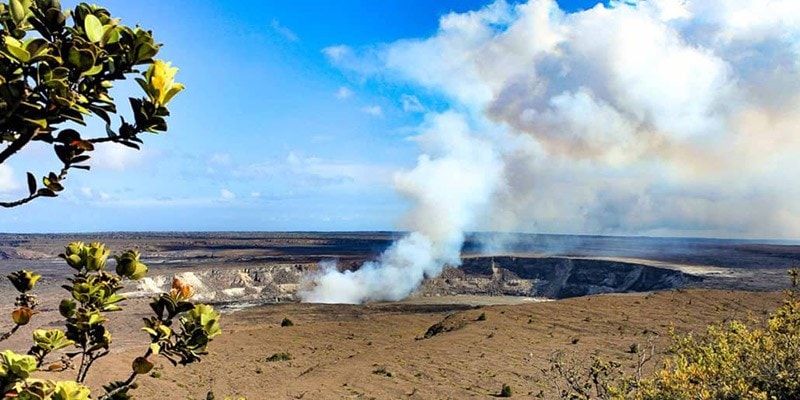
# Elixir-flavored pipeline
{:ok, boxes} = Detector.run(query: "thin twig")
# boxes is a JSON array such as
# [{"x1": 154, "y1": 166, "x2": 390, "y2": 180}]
[
  {"x1": 98, "y1": 371, "x2": 137, "y2": 400},
  {"x1": 0, "y1": 324, "x2": 21, "y2": 342},
  {"x1": 0, "y1": 128, "x2": 38, "y2": 164},
  {"x1": 0, "y1": 193, "x2": 41, "y2": 208}
]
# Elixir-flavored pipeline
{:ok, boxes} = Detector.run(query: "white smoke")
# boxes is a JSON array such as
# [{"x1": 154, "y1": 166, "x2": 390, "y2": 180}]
[
  {"x1": 304, "y1": 0, "x2": 800, "y2": 303},
  {"x1": 300, "y1": 113, "x2": 503, "y2": 303}
]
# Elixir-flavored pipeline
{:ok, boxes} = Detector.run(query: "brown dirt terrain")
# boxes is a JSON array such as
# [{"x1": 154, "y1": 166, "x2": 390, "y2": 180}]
[
  {"x1": 2, "y1": 288, "x2": 774, "y2": 400},
  {"x1": 0, "y1": 232, "x2": 794, "y2": 399}
]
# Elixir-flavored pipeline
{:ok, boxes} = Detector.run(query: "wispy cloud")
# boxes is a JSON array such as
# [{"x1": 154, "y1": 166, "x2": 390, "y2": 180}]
[
  {"x1": 335, "y1": 86, "x2": 353, "y2": 100},
  {"x1": 323, "y1": 44, "x2": 381, "y2": 75},
  {"x1": 91, "y1": 144, "x2": 146, "y2": 171},
  {"x1": 400, "y1": 94, "x2": 425, "y2": 112},
  {"x1": 234, "y1": 151, "x2": 395, "y2": 188},
  {"x1": 361, "y1": 105, "x2": 383, "y2": 117},
  {"x1": 271, "y1": 19, "x2": 299, "y2": 42},
  {"x1": 220, "y1": 188, "x2": 236, "y2": 200},
  {"x1": 322, "y1": 45, "x2": 351, "y2": 61}
]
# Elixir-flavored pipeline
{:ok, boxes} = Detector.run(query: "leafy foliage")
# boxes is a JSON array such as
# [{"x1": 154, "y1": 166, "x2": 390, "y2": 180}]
[
  {"x1": 0, "y1": 242, "x2": 220, "y2": 399},
  {"x1": 542, "y1": 269, "x2": 800, "y2": 400},
  {"x1": 0, "y1": 0, "x2": 183, "y2": 207},
  {"x1": 500, "y1": 383, "x2": 513, "y2": 397},
  {"x1": 636, "y1": 269, "x2": 800, "y2": 400}
]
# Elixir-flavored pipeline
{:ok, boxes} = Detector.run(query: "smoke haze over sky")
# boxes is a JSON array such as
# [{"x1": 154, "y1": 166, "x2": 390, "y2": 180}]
[
  {"x1": 301, "y1": 0, "x2": 800, "y2": 302},
  {"x1": 328, "y1": 0, "x2": 800, "y2": 240}
]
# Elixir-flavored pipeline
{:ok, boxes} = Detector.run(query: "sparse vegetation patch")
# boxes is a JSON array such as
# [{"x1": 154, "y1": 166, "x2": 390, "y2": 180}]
[{"x1": 265, "y1": 352, "x2": 292, "y2": 362}]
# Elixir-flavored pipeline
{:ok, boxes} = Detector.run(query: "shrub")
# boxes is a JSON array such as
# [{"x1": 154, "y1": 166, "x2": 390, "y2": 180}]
[
  {"x1": 541, "y1": 269, "x2": 800, "y2": 400},
  {"x1": 477, "y1": 312, "x2": 487, "y2": 321},
  {"x1": 0, "y1": 0, "x2": 183, "y2": 208},
  {"x1": 636, "y1": 269, "x2": 800, "y2": 399},
  {"x1": 500, "y1": 383, "x2": 513, "y2": 397},
  {"x1": 280, "y1": 317, "x2": 294, "y2": 327},
  {"x1": 265, "y1": 352, "x2": 292, "y2": 362},
  {"x1": 372, "y1": 366, "x2": 392, "y2": 377},
  {"x1": 0, "y1": 241, "x2": 220, "y2": 399}
]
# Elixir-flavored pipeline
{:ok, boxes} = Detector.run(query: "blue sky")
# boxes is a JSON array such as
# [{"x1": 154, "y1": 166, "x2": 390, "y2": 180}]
[
  {"x1": 0, "y1": 0, "x2": 601, "y2": 232},
  {"x1": 3, "y1": 0, "x2": 800, "y2": 240}
]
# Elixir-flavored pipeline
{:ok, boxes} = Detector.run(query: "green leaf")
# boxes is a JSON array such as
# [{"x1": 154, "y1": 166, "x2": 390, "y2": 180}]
[
  {"x1": 26, "y1": 172, "x2": 35, "y2": 195},
  {"x1": 82, "y1": 64, "x2": 103, "y2": 76},
  {"x1": 161, "y1": 83, "x2": 185, "y2": 106},
  {"x1": 22, "y1": 118, "x2": 47, "y2": 129},
  {"x1": 87, "y1": 312, "x2": 104, "y2": 325},
  {"x1": 52, "y1": 380, "x2": 91, "y2": 400},
  {"x1": 36, "y1": 188, "x2": 57, "y2": 197},
  {"x1": 23, "y1": 38, "x2": 49, "y2": 58},
  {"x1": 0, "y1": 350, "x2": 37, "y2": 379},
  {"x1": 9, "y1": 0, "x2": 25, "y2": 25},
  {"x1": 67, "y1": 47, "x2": 95, "y2": 71},
  {"x1": 59, "y1": 299, "x2": 76, "y2": 318},
  {"x1": 43, "y1": 176, "x2": 63, "y2": 192},
  {"x1": 84, "y1": 14, "x2": 103, "y2": 43},
  {"x1": 5, "y1": 42, "x2": 30, "y2": 63},
  {"x1": 102, "y1": 25, "x2": 120, "y2": 45},
  {"x1": 134, "y1": 42, "x2": 158, "y2": 63}
]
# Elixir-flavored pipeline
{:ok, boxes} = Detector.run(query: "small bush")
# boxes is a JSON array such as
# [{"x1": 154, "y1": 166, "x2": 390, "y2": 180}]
[
  {"x1": 265, "y1": 352, "x2": 292, "y2": 362},
  {"x1": 477, "y1": 312, "x2": 487, "y2": 321},
  {"x1": 500, "y1": 383, "x2": 513, "y2": 397},
  {"x1": 281, "y1": 317, "x2": 294, "y2": 327},
  {"x1": 541, "y1": 268, "x2": 800, "y2": 400},
  {"x1": 373, "y1": 366, "x2": 393, "y2": 377}
]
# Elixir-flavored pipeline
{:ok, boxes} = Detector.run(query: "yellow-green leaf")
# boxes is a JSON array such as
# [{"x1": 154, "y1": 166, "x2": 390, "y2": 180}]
[
  {"x1": 84, "y1": 14, "x2": 103, "y2": 43},
  {"x1": 9, "y1": 0, "x2": 25, "y2": 24},
  {"x1": 22, "y1": 118, "x2": 47, "y2": 129},
  {"x1": 5, "y1": 43, "x2": 30, "y2": 63}
]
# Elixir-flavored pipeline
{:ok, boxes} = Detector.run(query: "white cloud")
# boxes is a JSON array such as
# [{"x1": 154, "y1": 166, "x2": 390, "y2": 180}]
[
  {"x1": 270, "y1": 19, "x2": 299, "y2": 42},
  {"x1": 0, "y1": 165, "x2": 20, "y2": 193},
  {"x1": 234, "y1": 151, "x2": 395, "y2": 189},
  {"x1": 220, "y1": 189, "x2": 236, "y2": 200},
  {"x1": 332, "y1": 0, "x2": 800, "y2": 238},
  {"x1": 323, "y1": 45, "x2": 382, "y2": 76},
  {"x1": 91, "y1": 144, "x2": 145, "y2": 171},
  {"x1": 322, "y1": 45, "x2": 352, "y2": 62},
  {"x1": 209, "y1": 153, "x2": 231, "y2": 165},
  {"x1": 400, "y1": 94, "x2": 425, "y2": 112},
  {"x1": 335, "y1": 86, "x2": 354, "y2": 100},
  {"x1": 361, "y1": 105, "x2": 383, "y2": 117}
]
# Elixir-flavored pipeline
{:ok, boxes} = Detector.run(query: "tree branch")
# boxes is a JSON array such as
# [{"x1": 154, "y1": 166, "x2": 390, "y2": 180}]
[
  {"x1": 0, "y1": 324, "x2": 21, "y2": 342},
  {"x1": 0, "y1": 128, "x2": 38, "y2": 164},
  {"x1": 0, "y1": 193, "x2": 41, "y2": 208}
]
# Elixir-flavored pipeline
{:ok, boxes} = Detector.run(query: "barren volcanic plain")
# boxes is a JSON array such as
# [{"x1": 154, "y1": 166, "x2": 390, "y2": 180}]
[{"x1": 0, "y1": 232, "x2": 796, "y2": 399}]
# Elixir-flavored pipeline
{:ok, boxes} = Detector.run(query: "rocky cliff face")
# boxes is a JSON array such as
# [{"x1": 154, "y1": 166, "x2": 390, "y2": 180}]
[
  {"x1": 127, "y1": 256, "x2": 699, "y2": 304},
  {"x1": 420, "y1": 256, "x2": 699, "y2": 299}
]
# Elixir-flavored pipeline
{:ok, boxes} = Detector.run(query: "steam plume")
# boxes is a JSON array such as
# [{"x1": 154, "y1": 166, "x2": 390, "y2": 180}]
[
  {"x1": 300, "y1": 113, "x2": 502, "y2": 303},
  {"x1": 303, "y1": 0, "x2": 800, "y2": 303}
]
